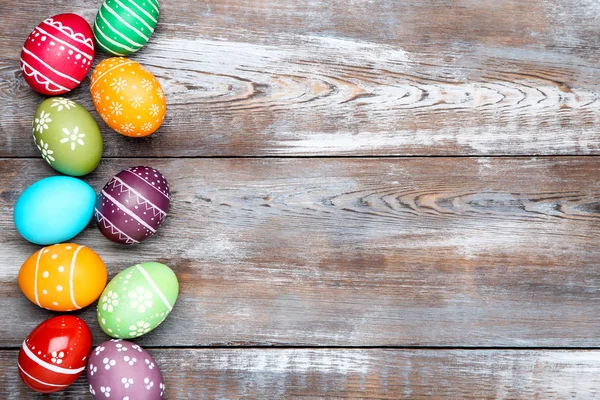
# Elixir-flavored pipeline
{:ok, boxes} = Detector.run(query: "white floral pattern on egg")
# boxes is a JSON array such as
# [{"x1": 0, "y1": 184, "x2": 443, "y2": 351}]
[
  {"x1": 87, "y1": 340, "x2": 165, "y2": 399},
  {"x1": 97, "y1": 262, "x2": 178, "y2": 339}
]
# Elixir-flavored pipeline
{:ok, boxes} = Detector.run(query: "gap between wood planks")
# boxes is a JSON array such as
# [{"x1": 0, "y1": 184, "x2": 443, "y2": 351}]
[
  {"x1": 3, "y1": 155, "x2": 600, "y2": 160},
  {"x1": 4, "y1": 345, "x2": 600, "y2": 350}
]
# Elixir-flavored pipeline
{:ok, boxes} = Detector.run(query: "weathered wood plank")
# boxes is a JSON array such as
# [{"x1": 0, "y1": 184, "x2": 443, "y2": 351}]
[
  {"x1": 1, "y1": 157, "x2": 600, "y2": 347},
  {"x1": 2, "y1": 349, "x2": 600, "y2": 399},
  {"x1": 2, "y1": 0, "x2": 600, "y2": 156}
]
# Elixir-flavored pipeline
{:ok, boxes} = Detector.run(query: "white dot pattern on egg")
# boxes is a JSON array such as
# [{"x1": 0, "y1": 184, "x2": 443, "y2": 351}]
[
  {"x1": 20, "y1": 13, "x2": 95, "y2": 95},
  {"x1": 18, "y1": 316, "x2": 92, "y2": 392}
]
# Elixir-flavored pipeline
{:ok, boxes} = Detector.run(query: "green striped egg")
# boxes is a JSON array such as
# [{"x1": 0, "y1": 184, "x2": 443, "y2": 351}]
[
  {"x1": 97, "y1": 262, "x2": 178, "y2": 339},
  {"x1": 93, "y1": 0, "x2": 159, "y2": 56}
]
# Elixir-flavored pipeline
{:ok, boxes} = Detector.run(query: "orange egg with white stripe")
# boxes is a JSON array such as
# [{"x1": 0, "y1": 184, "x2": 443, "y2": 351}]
[{"x1": 18, "y1": 244, "x2": 107, "y2": 312}]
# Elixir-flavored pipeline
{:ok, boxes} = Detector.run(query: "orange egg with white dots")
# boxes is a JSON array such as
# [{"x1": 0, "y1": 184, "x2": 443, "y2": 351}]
[
  {"x1": 90, "y1": 57, "x2": 166, "y2": 137},
  {"x1": 18, "y1": 244, "x2": 107, "y2": 312}
]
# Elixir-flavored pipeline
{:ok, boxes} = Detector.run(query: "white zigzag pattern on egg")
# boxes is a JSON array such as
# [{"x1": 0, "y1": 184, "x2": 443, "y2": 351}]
[
  {"x1": 44, "y1": 18, "x2": 94, "y2": 49},
  {"x1": 20, "y1": 60, "x2": 68, "y2": 92},
  {"x1": 106, "y1": 178, "x2": 167, "y2": 218},
  {"x1": 94, "y1": 208, "x2": 139, "y2": 244}
]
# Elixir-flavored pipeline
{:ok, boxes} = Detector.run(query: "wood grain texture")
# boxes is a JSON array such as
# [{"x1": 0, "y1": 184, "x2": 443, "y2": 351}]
[
  {"x1": 2, "y1": 157, "x2": 600, "y2": 347},
  {"x1": 2, "y1": 0, "x2": 600, "y2": 156},
  {"x1": 2, "y1": 349, "x2": 600, "y2": 399},
  {"x1": 3, "y1": 0, "x2": 600, "y2": 395}
]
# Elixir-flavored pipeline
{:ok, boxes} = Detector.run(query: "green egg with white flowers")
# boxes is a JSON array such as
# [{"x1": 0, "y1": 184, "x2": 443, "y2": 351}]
[
  {"x1": 33, "y1": 97, "x2": 103, "y2": 176},
  {"x1": 97, "y1": 262, "x2": 179, "y2": 339}
]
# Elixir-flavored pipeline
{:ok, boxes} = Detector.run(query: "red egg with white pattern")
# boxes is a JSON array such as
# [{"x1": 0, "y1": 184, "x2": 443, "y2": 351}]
[
  {"x1": 18, "y1": 315, "x2": 92, "y2": 393},
  {"x1": 20, "y1": 13, "x2": 95, "y2": 95}
]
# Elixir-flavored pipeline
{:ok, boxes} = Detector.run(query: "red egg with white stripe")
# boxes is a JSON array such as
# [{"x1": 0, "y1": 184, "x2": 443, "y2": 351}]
[
  {"x1": 18, "y1": 315, "x2": 92, "y2": 393},
  {"x1": 95, "y1": 166, "x2": 170, "y2": 245},
  {"x1": 20, "y1": 13, "x2": 95, "y2": 95}
]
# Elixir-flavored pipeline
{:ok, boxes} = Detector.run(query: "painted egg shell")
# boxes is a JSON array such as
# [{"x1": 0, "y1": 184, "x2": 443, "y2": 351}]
[
  {"x1": 90, "y1": 57, "x2": 166, "y2": 137},
  {"x1": 33, "y1": 97, "x2": 103, "y2": 176},
  {"x1": 14, "y1": 176, "x2": 96, "y2": 245},
  {"x1": 97, "y1": 262, "x2": 178, "y2": 339},
  {"x1": 94, "y1": 0, "x2": 160, "y2": 56},
  {"x1": 20, "y1": 13, "x2": 95, "y2": 95},
  {"x1": 87, "y1": 340, "x2": 165, "y2": 399},
  {"x1": 95, "y1": 166, "x2": 170, "y2": 245},
  {"x1": 18, "y1": 244, "x2": 107, "y2": 311},
  {"x1": 18, "y1": 315, "x2": 92, "y2": 393}
]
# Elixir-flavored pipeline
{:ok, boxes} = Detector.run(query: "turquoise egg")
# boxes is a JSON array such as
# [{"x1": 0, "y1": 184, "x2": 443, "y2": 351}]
[{"x1": 14, "y1": 176, "x2": 96, "y2": 245}]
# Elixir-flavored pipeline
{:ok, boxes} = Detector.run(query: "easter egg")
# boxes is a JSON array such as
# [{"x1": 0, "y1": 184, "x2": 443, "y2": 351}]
[
  {"x1": 33, "y1": 97, "x2": 103, "y2": 176},
  {"x1": 97, "y1": 262, "x2": 178, "y2": 339},
  {"x1": 20, "y1": 13, "x2": 95, "y2": 95},
  {"x1": 14, "y1": 176, "x2": 95, "y2": 245},
  {"x1": 18, "y1": 315, "x2": 92, "y2": 393},
  {"x1": 87, "y1": 340, "x2": 165, "y2": 399},
  {"x1": 95, "y1": 166, "x2": 170, "y2": 245},
  {"x1": 94, "y1": 0, "x2": 159, "y2": 56},
  {"x1": 18, "y1": 244, "x2": 107, "y2": 311},
  {"x1": 90, "y1": 57, "x2": 166, "y2": 137}
]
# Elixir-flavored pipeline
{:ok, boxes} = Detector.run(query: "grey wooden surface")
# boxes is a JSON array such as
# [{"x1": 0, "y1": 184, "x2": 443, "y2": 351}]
[
  {"x1": 2, "y1": 157, "x2": 600, "y2": 348},
  {"x1": 3, "y1": 350, "x2": 600, "y2": 399},
  {"x1": 2, "y1": 0, "x2": 600, "y2": 157},
  {"x1": 1, "y1": 0, "x2": 600, "y2": 398}
]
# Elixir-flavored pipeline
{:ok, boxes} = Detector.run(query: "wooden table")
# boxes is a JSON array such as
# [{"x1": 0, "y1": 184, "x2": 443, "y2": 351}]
[{"x1": 2, "y1": 0, "x2": 600, "y2": 398}]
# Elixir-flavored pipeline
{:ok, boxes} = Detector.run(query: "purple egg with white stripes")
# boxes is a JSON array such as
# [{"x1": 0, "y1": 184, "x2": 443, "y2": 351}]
[
  {"x1": 95, "y1": 166, "x2": 170, "y2": 244},
  {"x1": 87, "y1": 340, "x2": 165, "y2": 399}
]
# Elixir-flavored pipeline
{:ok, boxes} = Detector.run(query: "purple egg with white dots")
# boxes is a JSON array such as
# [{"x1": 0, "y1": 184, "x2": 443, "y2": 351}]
[
  {"x1": 87, "y1": 340, "x2": 165, "y2": 399},
  {"x1": 95, "y1": 166, "x2": 170, "y2": 245}
]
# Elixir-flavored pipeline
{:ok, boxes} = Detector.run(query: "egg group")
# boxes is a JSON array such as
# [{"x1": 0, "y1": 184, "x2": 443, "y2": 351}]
[
  {"x1": 18, "y1": 244, "x2": 107, "y2": 312},
  {"x1": 95, "y1": 166, "x2": 170, "y2": 244},
  {"x1": 87, "y1": 340, "x2": 165, "y2": 399},
  {"x1": 20, "y1": 13, "x2": 95, "y2": 95},
  {"x1": 94, "y1": 0, "x2": 160, "y2": 56},
  {"x1": 15, "y1": 1, "x2": 176, "y2": 396},
  {"x1": 90, "y1": 57, "x2": 166, "y2": 137},
  {"x1": 18, "y1": 315, "x2": 92, "y2": 393},
  {"x1": 97, "y1": 262, "x2": 178, "y2": 339},
  {"x1": 33, "y1": 97, "x2": 103, "y2": 176},
  {"x1": 14, "y1": 176, "x2": 96, "y2": 245}
]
